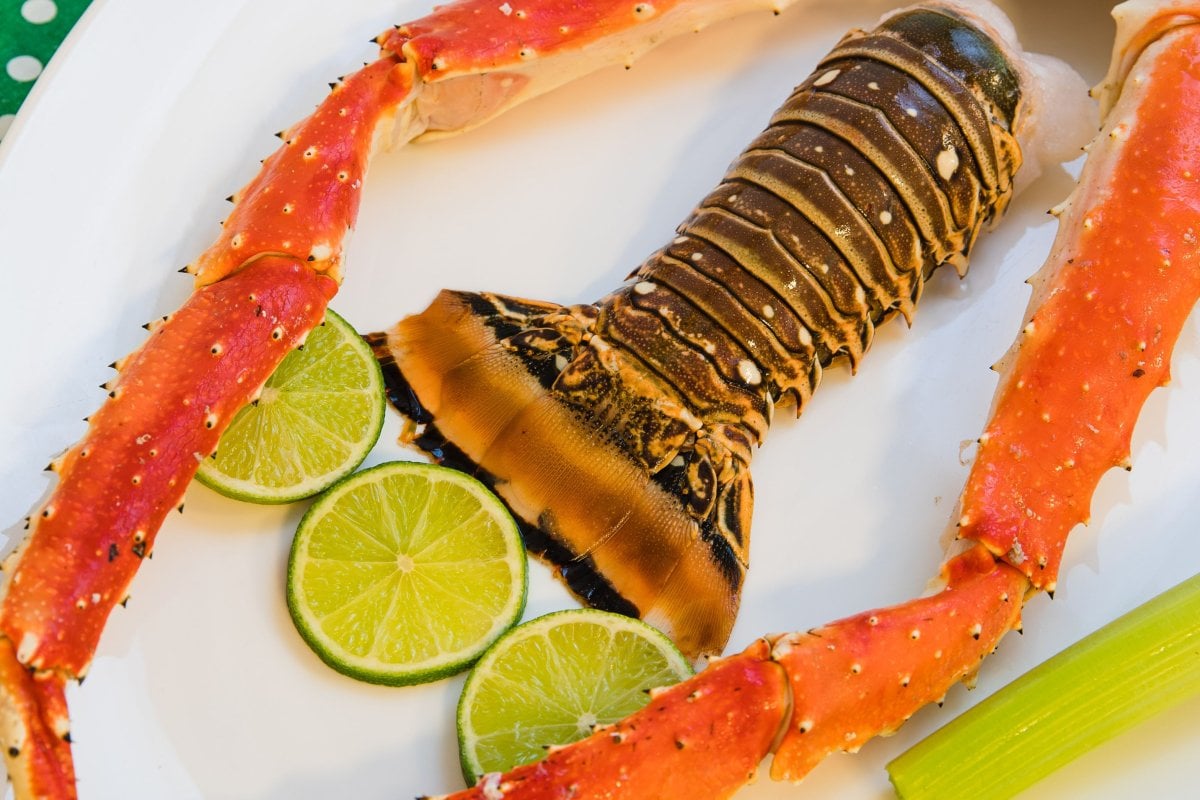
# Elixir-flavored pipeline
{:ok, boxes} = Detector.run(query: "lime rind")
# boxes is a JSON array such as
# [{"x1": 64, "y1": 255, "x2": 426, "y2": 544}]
[
  {"x1": 287, "y1": 461, "x2": 528, "y2": 686},
  {"x1": 456, "y1": 608, "x2": 693, "y2": 783},
  {"x1": 195, "y1": 308, "x2": 385, "y2": 504}
]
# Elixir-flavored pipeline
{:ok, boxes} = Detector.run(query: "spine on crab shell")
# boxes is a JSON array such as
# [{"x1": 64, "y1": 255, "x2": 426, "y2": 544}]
[{"x1": 0, "y1": 258, "x2": 337, "y2": 796}]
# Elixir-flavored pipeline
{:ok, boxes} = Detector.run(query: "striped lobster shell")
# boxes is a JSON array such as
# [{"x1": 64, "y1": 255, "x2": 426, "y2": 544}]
[{"x1": 372, "y1": 5, "x2": 1028, "y2": 659}]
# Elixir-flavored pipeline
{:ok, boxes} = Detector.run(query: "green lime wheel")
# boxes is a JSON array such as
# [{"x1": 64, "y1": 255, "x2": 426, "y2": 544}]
[
  {"x1": 457, "y1": 608, "x2": 694, "y2": 783},
  {"x1": 287, "y1": 461, "x2": 527, "y2": 686},
  {"x1": 196, "y1": 308, "x2": 385, "y2": 504}
]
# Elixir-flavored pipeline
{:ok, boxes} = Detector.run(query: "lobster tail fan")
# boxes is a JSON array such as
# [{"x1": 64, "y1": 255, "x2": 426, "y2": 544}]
[{"x1": 369, "y1": 289, "x2": 750, "y2": 659}]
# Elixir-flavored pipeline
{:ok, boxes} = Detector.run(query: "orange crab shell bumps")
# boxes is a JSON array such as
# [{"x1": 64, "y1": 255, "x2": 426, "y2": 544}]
[
  {"x1": 435, "y1": 640, "x2": 789, "y2": 800},
  {"x1": 0, "y1": 258, "x2": 335, "y2": 678},
  {"x1": 187, "y1": 59, "x2": 413, "y2": 287},
  {"x1": 383, "y1": 0, "x2": 772, "y2": 76},
  {"x1": 768, "y1": 546, "x2": 1027, "y2": 782},
  {"x1": 959, "y1": 10, "x2": 1200, "y2": 591}
]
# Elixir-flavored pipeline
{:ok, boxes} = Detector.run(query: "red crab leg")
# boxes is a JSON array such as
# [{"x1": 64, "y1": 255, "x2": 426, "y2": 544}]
[
  {"x1": 432, "y1": 547, "x2": 1023, "y2": 800},
  {"x1": 0, "y1": 257, "x2": 336, "y2": 798},
  {"x1": 766, "y1": 546, "x2": 1027, "y2": 780},
  {"x1": 430, "y1": 4, "x2": 1200, "y2": 798},
  {"x1": 0, "y1": 645, "x2": 73, "y2": 800},
  {"x1": 0, "y1": 1, "x2": 804, "y2": 795},
  {"x1": 959, "y1": 1, "x2": 1200, "y2": 589},
  {"x1": 0, "y1": 46, "x2": 405, "y2": 796},
  {"x1": 433, "y1": 640, "x2": 790, "y2": 800},
  {"x1": 190, "y1": 0, "x2": 789, "y2": 288}
]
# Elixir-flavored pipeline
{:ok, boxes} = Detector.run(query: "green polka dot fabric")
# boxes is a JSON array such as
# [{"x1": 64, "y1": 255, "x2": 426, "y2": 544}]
[{"x1": 1, "y1": 0, "x2": 92, "y2": 139}]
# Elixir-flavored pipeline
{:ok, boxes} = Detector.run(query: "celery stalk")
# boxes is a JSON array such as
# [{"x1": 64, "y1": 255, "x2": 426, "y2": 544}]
[{"x1": 887, "y1": 573, "x2": 1200, "y2": 799}]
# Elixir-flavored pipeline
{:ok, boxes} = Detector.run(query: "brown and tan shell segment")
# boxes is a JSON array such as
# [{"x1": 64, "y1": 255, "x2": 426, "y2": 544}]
[{"x1": 378, "y1": 291, "x2": 743, "y2": 658}]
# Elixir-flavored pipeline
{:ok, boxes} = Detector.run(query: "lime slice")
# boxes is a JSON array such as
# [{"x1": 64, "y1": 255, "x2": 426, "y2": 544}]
[
  {"x1": 457, "y1": 609, "x2": 694, "y2": 783},
  {"x1": 287, "y1": 461, "x2": 527, "y2": 686},
  {"x1": 196, "y1": 308, "x2": 384, "y2": 504}
]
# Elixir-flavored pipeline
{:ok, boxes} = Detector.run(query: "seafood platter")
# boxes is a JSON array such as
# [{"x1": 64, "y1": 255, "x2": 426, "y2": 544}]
[{"x1": 1, "y1": 0, "x2": 1199, "y2": 797}]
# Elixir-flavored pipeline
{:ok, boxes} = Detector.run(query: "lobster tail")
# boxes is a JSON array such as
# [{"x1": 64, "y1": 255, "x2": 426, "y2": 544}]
[
  {"x1": 374, "y1": 2, "x2": 1033, "y2": 660},
  {"x1": 371, "y1": 290, "x2": 750, "y2": 659}
]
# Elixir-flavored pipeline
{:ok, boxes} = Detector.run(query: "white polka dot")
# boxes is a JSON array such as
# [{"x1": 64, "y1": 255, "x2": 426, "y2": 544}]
[
  {"x1": 22, "y1": 0, "x2": 58, "y2": 24},
  {"x1": 7, "y1": 55, "x2": 44, "y2": 83},
  {"x1": 0, "y1": 114, "x2": 15, "y2": 138}
]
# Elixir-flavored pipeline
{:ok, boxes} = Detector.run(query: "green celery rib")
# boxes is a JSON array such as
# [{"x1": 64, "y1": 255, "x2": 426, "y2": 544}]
[{"x1": 887, "y1": 573, "x2": 1200, "y2": 799}]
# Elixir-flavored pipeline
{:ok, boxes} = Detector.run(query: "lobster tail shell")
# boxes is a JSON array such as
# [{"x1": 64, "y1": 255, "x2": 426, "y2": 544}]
[
  {"x1": 372, "y1": 290, "x2": 746, "y2": 659},
  {"x1": 375, "y1": 1, "x2": 1033, "y2": 660}
]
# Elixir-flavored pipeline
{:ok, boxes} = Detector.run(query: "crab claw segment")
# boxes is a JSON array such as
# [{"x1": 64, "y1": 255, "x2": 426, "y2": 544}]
[
  {"x1": 437, "y1": 640, "x2": 788, "y2": 800},
  {"x1": 0, "y1": 258, "x2": 335, "y2": 680},
  {"x1": 189, "y1": 58, "x2": 413, "y2": 286},
  {"x1": 960, "y1": 13, "x2": 1200, "y2": 589},
  {"x1": 1095, "y1": 0, "x2": 1200, "y2": 115},
  {"x1": 380, "y1": 0, "x2": 789, "y2": 137},
  {"x1": 768, "y1": 546, "x2": 1027, "y2": 782},
  {"x1": 0, "y1": 642, "x2": 74, "y2": 800},
  {"x1": 193, "y1": 0, "x2": 796, "y2": 288}
]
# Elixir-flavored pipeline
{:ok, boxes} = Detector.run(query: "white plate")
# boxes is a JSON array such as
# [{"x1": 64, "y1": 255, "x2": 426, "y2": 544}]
[{"x1": 1, "y1": 1, "x2": 1197, "y2": 798}]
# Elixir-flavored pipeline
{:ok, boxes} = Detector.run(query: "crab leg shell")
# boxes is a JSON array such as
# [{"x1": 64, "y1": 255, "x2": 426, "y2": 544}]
[
  {"x1": 1095, "y1": 0, "x2": 1200, "y2": 116},
  {"x1": 767, "y1": 546, "x2": 1027, "y2": 782},
  {"x1": 434, "y1": 546, "x2": 1026, "y2": 799},
  {"x1": 0, "y1": 644, "x2": 72, "y2": 800},
  {"x1": 187, "y1": 58, "x2": 413, "y2": 286},
  {"x1": 0, "y1": 258, "x2": 335, "y2": 794},
  {"x1": 191, "y1": 0, "x2": 793, "y2": 288},
  {"x1": 960, "y1": 10, "x2": 1200, "y2": 590},
  {"x1": 0, "y1": 258, "x2": 335, "y2": 676},
  {"x1": 376, "y1": 0, "x2": 792, "y2": 138},
  {"x1": 432, "y1": 639, "x2": 789, "y2": 800}
]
